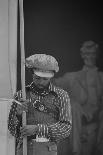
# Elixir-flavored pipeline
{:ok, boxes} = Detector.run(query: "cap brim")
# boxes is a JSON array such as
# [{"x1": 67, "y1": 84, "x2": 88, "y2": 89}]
[{"x1": 34, "y1": 71, "x2": 54, "y2": 78}]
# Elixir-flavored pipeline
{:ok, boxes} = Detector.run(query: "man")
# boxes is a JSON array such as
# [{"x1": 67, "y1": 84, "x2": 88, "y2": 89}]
[
  {"x1": 8, "y1": 54, "x2": 72, "y2": 155},
  {"x1": 54, "y1": 41, "x2": 103, "y2": 155}
]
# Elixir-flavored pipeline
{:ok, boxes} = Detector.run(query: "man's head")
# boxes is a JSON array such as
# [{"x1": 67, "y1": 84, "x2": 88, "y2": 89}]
[
  {"x1": 80, "y1": 40, "x2": 99, "y2": 67},
  {"x1": 25, "y1": 54, "x2": 59, "y2": 89}
]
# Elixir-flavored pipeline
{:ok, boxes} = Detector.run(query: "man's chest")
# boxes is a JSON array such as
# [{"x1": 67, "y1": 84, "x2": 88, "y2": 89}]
[{"x1": 26, "y1": 91, "x2": 60, "y2": 123}]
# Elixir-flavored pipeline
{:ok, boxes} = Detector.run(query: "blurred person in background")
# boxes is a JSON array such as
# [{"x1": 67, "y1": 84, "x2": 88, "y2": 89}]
[{"x1": 54, "y1": 40, "x2": 103, "y2": 155}]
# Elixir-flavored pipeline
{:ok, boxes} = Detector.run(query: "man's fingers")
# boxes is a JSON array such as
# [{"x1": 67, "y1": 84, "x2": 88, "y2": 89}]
[
  {"x1": 20, "y1": 126, "x2": 29, "y2": 137},
  {"x1": 19, "y1": 100, "x2": 29, "y2": 112},
  {"x1": 21, "y1": 131, "x2": 27, "y2": 137},
  {"x1": 22, "y1": 104, "x2": 28, "y2": 111}
]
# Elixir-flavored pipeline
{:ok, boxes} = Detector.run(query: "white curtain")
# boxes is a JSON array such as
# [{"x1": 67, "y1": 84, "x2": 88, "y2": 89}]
[{"x1": 0, "y1": 0, "x2": 18, "y2": 155}]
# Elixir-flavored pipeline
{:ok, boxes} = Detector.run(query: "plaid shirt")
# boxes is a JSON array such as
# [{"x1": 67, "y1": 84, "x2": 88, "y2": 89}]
[{"x1": 8, "y1": 82, "x2": 72, "y2": 143}]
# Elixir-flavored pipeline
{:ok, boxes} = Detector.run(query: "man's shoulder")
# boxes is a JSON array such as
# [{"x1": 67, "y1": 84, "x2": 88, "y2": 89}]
[{"x1": 53, "y1": 84, "x2": 70, "y2": 97}]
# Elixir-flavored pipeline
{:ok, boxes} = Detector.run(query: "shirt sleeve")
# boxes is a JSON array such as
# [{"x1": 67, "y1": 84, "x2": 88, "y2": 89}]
[
  {"x1": 37, "y1": 90, "x2": 72, "y2": 142},
  {"x1": 8, "y1": 91, "x2": 22, "y2": 138}
]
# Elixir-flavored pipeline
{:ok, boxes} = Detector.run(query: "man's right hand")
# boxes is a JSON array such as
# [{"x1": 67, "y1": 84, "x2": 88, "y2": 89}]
[{"x1": 16, "y1": 99, "x2": 29, "y2": 115}]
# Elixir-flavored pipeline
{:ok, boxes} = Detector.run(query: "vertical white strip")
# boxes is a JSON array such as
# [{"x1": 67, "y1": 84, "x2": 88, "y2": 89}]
[
  {"x1": 8, "y1": 0, "x2": 17, "y2": 96},
  {"x1": 8, "y1": 0, "x2": 18, "y2": 155},
  {"x1": 19, "y1": 0, "x2": 27, "y2": 155},
  {"x1": 19, "y1": 0, "x2": 26, "y2": 98},
  {"x1": 0, "y1": 0, "x2": 11, "y2": 98},
  {"x1": 0, "y1": 101, "x2": 8, "y2": 155},
  {"x1": 0, "y1": 0, "x2": 17, "y2": 154}
]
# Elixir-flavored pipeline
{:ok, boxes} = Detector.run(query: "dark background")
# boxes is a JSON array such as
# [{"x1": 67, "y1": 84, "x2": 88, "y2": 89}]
[{"x1": 18, "y1": 0, "x2": 103, "y2": 85}]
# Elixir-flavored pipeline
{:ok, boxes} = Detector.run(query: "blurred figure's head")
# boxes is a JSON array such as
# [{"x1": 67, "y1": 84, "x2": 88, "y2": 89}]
[{"x1": 80, "y1": 40, "x2": 99, "y2": 67}]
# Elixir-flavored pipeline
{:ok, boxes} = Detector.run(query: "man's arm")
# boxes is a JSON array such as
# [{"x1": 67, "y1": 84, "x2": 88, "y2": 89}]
[
  {"x1": 37, "y1": 90, "x2": 72, "y2": 142},
  {"x1": 8, "y1": 91, "x2": 24, "y2": 137},
  {"x1": 8, "y1": 101, "x2": 21, "y2": 137}
]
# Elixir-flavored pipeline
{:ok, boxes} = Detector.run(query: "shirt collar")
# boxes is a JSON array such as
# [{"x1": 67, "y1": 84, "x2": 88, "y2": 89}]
[{"x1": 29, "y1": 82, "x2": 57, "y2": 96}]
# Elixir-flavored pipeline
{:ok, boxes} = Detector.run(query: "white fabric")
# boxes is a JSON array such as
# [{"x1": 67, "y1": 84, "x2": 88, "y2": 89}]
[
  {"x1": 34, "y1": 135, "x2": 49, "y2": 142},
  {"x1": 0, "y1": 100, "x2": 15, "y2": 155},
  {"x1": 0, "y1": 0, "x2": 18, "y2": 155},
  {"x1": 0, "y1": 0, "x2": 11, "y2": 98},
  {"x1": 8, "y1": 0, "x2": 17, "y2": 95},
  {"x1": 34, "y1": 70, "x2": 54, "y2": 78}
]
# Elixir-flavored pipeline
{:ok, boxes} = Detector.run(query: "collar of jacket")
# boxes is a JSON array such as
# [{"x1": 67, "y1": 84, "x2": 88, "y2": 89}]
[{"x1": 27, "y1": 82, "x2": 57, "y2": 97}]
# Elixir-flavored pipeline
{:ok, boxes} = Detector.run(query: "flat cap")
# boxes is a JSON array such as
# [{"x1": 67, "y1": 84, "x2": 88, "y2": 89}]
[
  {"x1": 25, "y1": 54, "x2": 59, "y2": 78},
  {"x1": 80, "y1": 40, "x2": 98, "y2": 53}
]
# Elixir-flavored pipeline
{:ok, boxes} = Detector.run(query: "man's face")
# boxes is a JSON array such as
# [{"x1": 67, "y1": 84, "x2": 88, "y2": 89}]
[
  {"x1": 32, "y1": 73, "x2": 51, "y2": 89},
  {"x1": 81, "y1": 52, "x2": 97, "y2": 67}
]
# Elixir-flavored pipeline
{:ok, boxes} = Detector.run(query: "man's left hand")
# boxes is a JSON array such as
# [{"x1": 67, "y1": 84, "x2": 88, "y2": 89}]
[{"x1": 20, "y1": 125, "x2": 37, "y2": 137}]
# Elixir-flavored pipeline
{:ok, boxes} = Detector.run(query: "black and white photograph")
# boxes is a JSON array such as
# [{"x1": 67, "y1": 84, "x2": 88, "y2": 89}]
[{"x1": 0, "y1": 0, "x2": 103, "y2": 155}]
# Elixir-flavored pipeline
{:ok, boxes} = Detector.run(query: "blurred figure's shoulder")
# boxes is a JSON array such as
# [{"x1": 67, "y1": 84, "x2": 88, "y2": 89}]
[
  {"x1": 53, "y1": 71, "x2": 82, "y2": 92},
  {"x1": 63, "y1": 71, "x2": 81, "y2": 79}
]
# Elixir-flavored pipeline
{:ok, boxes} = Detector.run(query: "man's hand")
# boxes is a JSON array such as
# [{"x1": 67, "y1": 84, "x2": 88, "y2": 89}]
[
  {"x1": 20, "y1": 125, "x2": 38, "y2": 137},
  {"x1": 16, "y1": 99, "x2": 29, "y2": 115}
]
